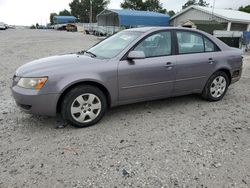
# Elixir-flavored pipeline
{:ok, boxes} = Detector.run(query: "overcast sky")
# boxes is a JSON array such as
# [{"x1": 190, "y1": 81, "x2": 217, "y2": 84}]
[{"x1": 0, "y1": 0, "x2": 249, "y2": 25}]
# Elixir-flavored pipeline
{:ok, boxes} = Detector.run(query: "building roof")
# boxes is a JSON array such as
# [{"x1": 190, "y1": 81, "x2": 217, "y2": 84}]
[
  {"x1": 171, "y1": 5, "x2": 250, "y2": 23},
  {"x1": 98, "y1": 9, "x2": 170, "y2": 26},
  {"x1": 53, "y1": 16, "x2": 77, "y2": 24},
  {"x1": 54, "y1": 16, "x2": 76, "y2": 20},
  {"x1": 109, "y1": 9, "x2": 169, "y2": 18},
  {"x1": 189, "y1": 20, "x2": 222, "y2": 24}
]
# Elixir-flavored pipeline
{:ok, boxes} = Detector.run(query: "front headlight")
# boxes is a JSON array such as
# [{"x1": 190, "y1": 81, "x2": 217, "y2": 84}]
[{"x1": 17, "y1": 77, "x2": 48, "y2": 89}]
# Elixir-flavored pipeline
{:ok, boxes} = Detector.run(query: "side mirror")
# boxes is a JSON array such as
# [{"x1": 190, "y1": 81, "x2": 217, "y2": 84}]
[{"x1": 127, "y1": 51, "x2": 145, "y2": 60}]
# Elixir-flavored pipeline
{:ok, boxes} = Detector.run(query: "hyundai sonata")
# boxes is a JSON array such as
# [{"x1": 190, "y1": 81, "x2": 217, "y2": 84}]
[{"x1": 12, "y1": 27, "x2": 243, "y2": 127}]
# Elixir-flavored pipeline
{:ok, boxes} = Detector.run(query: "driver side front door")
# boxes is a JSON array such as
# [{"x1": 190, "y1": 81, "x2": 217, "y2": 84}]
[{"x1": 118, "y1": 30, "x2": 176, "y2": 104}]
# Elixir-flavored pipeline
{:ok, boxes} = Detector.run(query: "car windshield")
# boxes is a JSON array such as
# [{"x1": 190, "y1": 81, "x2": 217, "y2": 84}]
[{"x1": 87, "y1": 31, "x2": 142, "y2": 59}]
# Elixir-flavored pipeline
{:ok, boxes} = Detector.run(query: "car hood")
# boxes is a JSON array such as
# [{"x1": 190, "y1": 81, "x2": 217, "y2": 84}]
[{"x1": 15, "y1": 53, "x2": 106, "y2": 77}]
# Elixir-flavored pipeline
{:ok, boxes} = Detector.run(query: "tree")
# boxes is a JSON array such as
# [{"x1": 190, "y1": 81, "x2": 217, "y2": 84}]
[
  {"x1": 69, "y1": 0, "x2": 82, "y2": 21},
  {"x1": 91, "y1": 0, "x2": 110, "y2": 22},
  {"x1": 121, "y1": 0, "x2": 144, "y2": 10},
  {"x1": 144, "y1": 0, "x2": 166, "y2": 13},
  {"x1": 121, "y1": 0, "x2": 166, "y2": 13},
  {"x1": 50, "y1": 13, "x2": 58, "y2": 25},
  {"x1": 59, "y1": 9, "x2": 71, "y2": 16},
  {"x1": 197, "y1": 0, "x2": 209, "y2": 7},
  {"x1": 30, "y1": 25, "x2": 36, "y2": 29},
  {"x1": 69, "y1": 0, "x2": 110, "y2": 23},
  {"x1": 182, "y1": 0, "x2": 209, "y2": 9},
  {"x1": 167, "y1": 10, "x2": 175, "y2": 17},
  {"x1": 239, "y1": 5, "x2": 250, "y2": 13},
  {"x1": 182, "y1": 0, "x2": 196, "y2": 9}
]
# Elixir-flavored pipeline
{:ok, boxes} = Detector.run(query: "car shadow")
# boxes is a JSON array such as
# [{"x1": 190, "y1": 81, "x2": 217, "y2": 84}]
[
  {"x1": 24, "y1": 94, "x2": 205, "y2": 130},
  {"x1": 107, "y1": 94, "x2": 204, "y2": 115},
  {"x1": 100, "y1": 94, "x2": 208, "y2": 128}
]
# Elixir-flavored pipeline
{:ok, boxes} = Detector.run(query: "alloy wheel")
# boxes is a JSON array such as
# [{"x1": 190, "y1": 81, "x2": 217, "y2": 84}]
[
  {"x1": 210, "y1": 76, "x2": 227, "y2": 98},
  {"x1": 70, "y1": 93, "x2": 102, "y2": 123}
]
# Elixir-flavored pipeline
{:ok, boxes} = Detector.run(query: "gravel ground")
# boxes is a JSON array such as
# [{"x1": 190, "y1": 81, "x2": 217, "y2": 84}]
[{"x1": 0, "y1": 29, "x2": 250, "y2": 188}]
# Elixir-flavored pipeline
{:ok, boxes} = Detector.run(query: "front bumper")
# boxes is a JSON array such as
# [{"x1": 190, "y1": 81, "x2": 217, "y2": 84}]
[{"x1": 11, "y1": 85, "x2": 60, "y2": 116}]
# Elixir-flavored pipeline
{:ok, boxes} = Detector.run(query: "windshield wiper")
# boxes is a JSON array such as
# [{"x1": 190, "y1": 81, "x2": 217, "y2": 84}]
[{"x1": 78, "y1": 50, "x2": 96, "y2": 57}]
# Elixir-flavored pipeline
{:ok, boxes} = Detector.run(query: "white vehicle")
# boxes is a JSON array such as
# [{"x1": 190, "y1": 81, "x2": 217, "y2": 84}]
[{"x1": 0, "y1": 22, "x2": 7, "y2": 30}]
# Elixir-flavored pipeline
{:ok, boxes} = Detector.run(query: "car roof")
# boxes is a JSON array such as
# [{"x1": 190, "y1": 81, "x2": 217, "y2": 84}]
[
  {"x1": 123, "y1": 27, "x2": 157, "y2": 32},
  {"x1": 125, "y1": 26, "x2": 204, "y2": 33}
]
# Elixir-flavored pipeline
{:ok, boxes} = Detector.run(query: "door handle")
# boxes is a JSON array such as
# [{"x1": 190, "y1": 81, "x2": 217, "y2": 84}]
[
  {"x1": 164, "y1": 62, "x2": 172, "y2": 67},
  {"x1": 208, "y1": 58, "x2": 215, "y2": 64},
  {"x1": 164, "y1": 62, "x2": 173, "y2": 70}
]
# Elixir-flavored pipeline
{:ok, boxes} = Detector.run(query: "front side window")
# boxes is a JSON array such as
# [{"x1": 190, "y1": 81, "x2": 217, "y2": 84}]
[
  {"x1": 88, "y1": 31, "x2": 141, "y2": 59},
  {"x1": 134, "y1": 31, "x2": 172, "y2": 58},
  {"x1": 177, "y1": 31, "x2": 204, "y2": 54}
]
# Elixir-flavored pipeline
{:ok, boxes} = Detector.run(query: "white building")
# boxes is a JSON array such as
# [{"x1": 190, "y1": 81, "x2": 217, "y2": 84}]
[{"x1": 170, "y1": 5, "x2": 250, "y2": 32}]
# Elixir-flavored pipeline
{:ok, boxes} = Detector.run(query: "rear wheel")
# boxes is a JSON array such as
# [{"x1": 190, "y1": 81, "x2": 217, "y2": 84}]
[
  {"x1": 202, "y1": 71, "x2": 230, "y2": 101},
  {"x1": 61, "y1": 85, "x2": 107, "y2": 128}
]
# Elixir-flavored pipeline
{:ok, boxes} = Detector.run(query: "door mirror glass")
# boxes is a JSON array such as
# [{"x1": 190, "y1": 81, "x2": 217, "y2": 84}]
[{"x1": 127, "y1": 51, "x2": 146, "y2": 59}]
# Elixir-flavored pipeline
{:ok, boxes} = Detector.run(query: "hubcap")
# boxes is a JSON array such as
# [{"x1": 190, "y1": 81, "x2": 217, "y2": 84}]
[
  {"x1": 210, "y1": 76, "x2": 227, "y2": 98},
  {"x1": 70, "y1": 93, "x2": 101, "y2": 123}
]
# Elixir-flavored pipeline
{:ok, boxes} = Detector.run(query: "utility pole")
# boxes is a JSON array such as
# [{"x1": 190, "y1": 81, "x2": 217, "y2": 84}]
[
  {"x1": 212, "y1": 0, "x2": 216, "y2": 20},
  {"x1": 90, "y1": 0, "x2": 93, "y2": 24}
]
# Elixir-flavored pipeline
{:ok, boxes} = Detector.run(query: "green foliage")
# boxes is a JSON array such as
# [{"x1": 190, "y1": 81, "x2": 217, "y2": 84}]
[
  {"x1": 145, "y1": 0, "x2": 166, "y2": 13},
  {"x1": 120, "y1": 0, "x2": 166, "y2": 13},
  {"x1": 121, "y1": 0, "x2": 144, "y2": 10},
  {"x1": 182, "y1": 0, "x2": 195, "y2": 9},
  {"x1": 239, "y1": 5, "x2": 250, "y2": 13},
  {"x1": 69, "y1": 0, "x2": 110, "y2": 23},
  {"x1": 167, "y1": 10, "x2": 175, "y2": 17},
  {"x1": 50, "y1": 13, "x2": 58, "y2": 25},
  {"x1": 197, "y1": 0, "x2": 209, "y2": 7},
  {"x1": 90, "y1": 0, "x2": 110, "y2": 22},
  {"x1": 69, "y1": 0, "x2": 82, "y2": 21},
  {"x1": 59, "y1": 9, "x2": 71, "y2": 16},
  {"x1": 182, "y1": 0, "x2": 209, "y2": 9},
  {"x1": 30, "y1": 25, "x2": 36, "y2": 29}
]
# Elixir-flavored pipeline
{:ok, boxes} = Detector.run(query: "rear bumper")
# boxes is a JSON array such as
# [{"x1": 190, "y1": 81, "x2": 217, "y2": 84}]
[
  {"x1": 11, "y1": 86, "x2": 59, "y2": 116},
  {"x1": 231, "y1": 68, "x2": 242, "y2": 84}
]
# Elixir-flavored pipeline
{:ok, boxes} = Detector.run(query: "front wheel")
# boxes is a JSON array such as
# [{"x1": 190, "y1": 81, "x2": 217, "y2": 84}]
[
  {"x1": 202, "y1": 71, "x2": 230, "y2": 101},
  {"x1": 61, "y1": 85, "x2": 107, "y2": 128}
]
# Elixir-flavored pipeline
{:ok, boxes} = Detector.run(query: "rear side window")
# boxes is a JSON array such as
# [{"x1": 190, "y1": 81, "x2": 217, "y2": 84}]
[
  {"x1": 176, "y1": 31, "x2": 204, "y2": 54},
  {"x1": 176, "y1": 31, "x2": 219, "y2": 54}
]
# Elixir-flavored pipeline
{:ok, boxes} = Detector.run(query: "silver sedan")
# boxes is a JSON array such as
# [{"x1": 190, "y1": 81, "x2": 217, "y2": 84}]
[{"x1": 12, "y1": 27, "x2": 243, "y2": 127}]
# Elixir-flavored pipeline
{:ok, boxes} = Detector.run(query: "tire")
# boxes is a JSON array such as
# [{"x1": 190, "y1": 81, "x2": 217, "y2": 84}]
[
  {"x1": 202, "y1": 71, "x2": 230, "y2": 101},
  {"x1": 61, "y1": 85, "x2": 107, "y2": 128}
]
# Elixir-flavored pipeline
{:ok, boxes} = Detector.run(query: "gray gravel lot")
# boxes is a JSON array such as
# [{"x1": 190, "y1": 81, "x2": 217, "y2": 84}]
[{"x1": 0, "y1": 29, "x2": 250, "y2": 188}]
